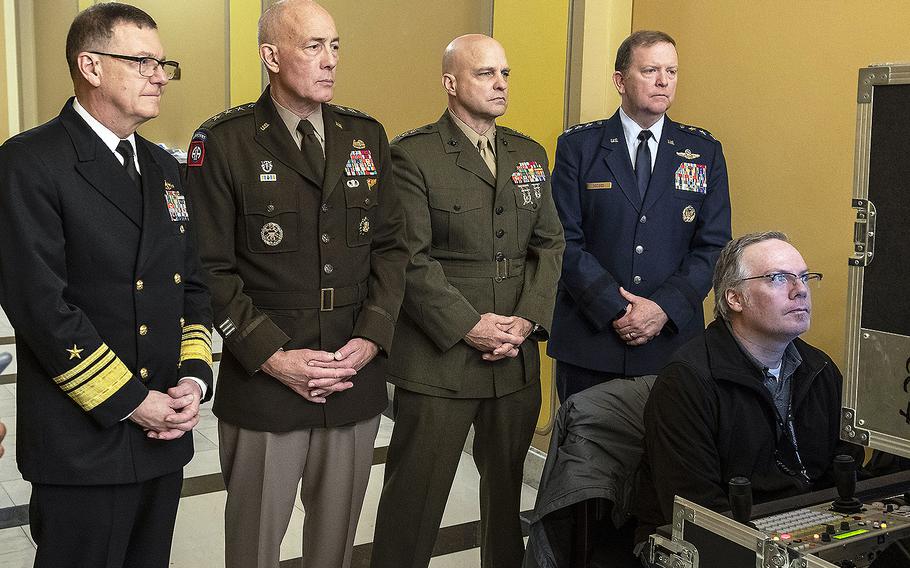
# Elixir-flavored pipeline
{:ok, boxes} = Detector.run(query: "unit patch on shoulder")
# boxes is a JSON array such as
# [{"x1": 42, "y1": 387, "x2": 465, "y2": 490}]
[{"x1": 187, "y1": 140, "x2": 205, "y2": 167}]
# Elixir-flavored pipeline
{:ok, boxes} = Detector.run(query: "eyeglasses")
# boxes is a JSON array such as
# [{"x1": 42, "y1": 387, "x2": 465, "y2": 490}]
[
  {"x1": 89, "y1": 51, "x2": 180, "y2": 80},
  {"x1": 737, "y1": 272, "x2": 823, "y2": 287}
]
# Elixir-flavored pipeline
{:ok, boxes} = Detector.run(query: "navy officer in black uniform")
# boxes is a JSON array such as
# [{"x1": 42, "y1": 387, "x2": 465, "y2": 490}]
[
  {"x1": 0, "y1": 4, "x2": 213, "y2": 567},
  {"x1": 548, "y1": 30, "x2": 731, "y2": 400}
]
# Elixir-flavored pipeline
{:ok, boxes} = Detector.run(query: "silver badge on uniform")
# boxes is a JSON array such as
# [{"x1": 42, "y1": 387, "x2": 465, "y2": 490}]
[
  {"x1": 261, "y1": 222, "x2": 284, "y2": 246},
  {"x1": 359, "y1": 217, "x2": 371, "y2": 235},
  {"x1": 346, "y1": 179, "x2": 360, "y2": 188},
  {"x1": 520, "y1": 187, "x2": 533, "y2": 205},
  {"x1": 682, "y1": 205, "x2": 697, "y2": 223},
  {"x1": 261, "y1": 161, "x2": 273, "y2": 173}
]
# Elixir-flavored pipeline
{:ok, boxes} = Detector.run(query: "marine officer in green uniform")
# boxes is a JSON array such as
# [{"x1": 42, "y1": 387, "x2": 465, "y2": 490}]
[
  {"x1": 370, "y1": 34, "x2": 565, "y2": 568},
  {"x1": 183, "y1": 1, "x2": 406, "y2": 567}
]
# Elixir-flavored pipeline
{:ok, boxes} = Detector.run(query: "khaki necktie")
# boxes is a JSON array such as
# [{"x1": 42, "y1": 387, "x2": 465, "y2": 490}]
[{"x1": 477, "y1": 135, "x2": 497, "y2": 177}]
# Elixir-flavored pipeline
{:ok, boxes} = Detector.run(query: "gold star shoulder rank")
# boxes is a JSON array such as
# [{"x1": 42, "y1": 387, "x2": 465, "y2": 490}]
[
  {"x1": 200, "y1": 102, "x2": 257, "y2": 129},
  {"x1": 392, "y1": 124, "x2": 437, "y2": 144},
  {"x1": 327, "y1": 104, "x2": 378, "y2": 123},
  {"x1": 562, "y1": 120, "x2": 605, "y2": 136},
  {"x1": 676, "y1": 122, "x2": 719, "y2": 142}
]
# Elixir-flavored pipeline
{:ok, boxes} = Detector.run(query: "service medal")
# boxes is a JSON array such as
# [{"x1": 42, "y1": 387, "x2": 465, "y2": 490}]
[
  {"x1": 682, "y1": 205, "x2": 697, "y2": 223},
  {"x1": 261, "y1": 222, "x2": 284, "y2": 246}
]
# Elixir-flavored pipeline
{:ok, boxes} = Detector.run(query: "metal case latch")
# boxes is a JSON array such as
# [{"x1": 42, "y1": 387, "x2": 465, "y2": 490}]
[{"x1": 849, "y1": 198, "x2": 876, "y2": 267}]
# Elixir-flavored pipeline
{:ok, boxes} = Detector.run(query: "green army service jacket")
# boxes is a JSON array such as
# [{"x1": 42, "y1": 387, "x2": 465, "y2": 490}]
[
  {"x1": 388, "y1": 112, "x2": 565, "y2": 398},
  {"x1": 184, "y1": 89, "x2": 407, "y2": 430}
]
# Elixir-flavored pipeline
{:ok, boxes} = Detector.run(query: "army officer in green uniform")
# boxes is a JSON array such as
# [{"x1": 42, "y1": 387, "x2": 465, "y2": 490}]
[
  {"x1": 183, "y1": 1, "x2": 407, "y2": 567},
  {"x1": 370, "y1": 34, "x2": 565, "y2": 568}
]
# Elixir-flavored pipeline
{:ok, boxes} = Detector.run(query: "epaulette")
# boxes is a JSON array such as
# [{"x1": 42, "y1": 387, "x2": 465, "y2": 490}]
[
  {"x1": 327, "y1": 103, "x2": 378, "y2": 122},
  {"x1": 500, "y1": 125, "x2": 534, "y2": 141},
  {"x1": 200, "y1": 102, "x2": 256, "y2": 129},
  {"x1": 391, "y1": 124, "x2": 437, "y2": 144},
  {"x1": 675, "y1": 122, "x2": 718, "y2": 142},
  {"x1": 562, "y1": 120, "x2": 605, "y2": 136}
]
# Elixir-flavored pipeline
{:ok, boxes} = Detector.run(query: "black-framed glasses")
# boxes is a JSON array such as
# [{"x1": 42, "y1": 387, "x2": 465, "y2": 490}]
[
  {"x1": 736, "y1": 272, "x2": 823, "y2": 287},
  {"x1": 89, "y1": 51, "x2": 180, "y2": 80}
]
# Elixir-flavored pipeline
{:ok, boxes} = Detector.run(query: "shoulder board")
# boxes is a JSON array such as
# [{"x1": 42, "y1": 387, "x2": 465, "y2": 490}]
[
  {"x1": 500, "y1": 125, "x2": 534, "y2": 141},
  {"x1": 562, "y1": 120, "x2": 605, "y2": 136},
  {"x1": 391, "y1": 124, "x2": 437, "y2": 144},
  {"x1": 674, "y1": 122, "x2": 718, "y2": 142},
  {"x1": 200, "y1": 102, "x2": 256, "y2": 129},
  {"x1": 327, "y1": 103, "x2": 377, "y2": 122}
]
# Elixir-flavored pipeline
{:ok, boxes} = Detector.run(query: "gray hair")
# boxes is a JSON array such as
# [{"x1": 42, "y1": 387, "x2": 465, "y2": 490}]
[{"x1": 713, "y1": 231, "x2": 790, "y2": 320}]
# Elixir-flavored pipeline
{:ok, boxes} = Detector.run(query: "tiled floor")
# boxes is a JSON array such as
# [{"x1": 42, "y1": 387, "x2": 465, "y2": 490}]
[{"x1": 0, "y1": 309, "x2": 539, "y2": 567}]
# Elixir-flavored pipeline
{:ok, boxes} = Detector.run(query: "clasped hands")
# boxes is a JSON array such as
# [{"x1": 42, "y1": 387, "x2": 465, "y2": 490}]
[
  {"x1": 464, "y1": 313, "x2": 533, "y2": 362},
  {"x1": 613, "y1": 287, "x2": 668, "y2": 346},
  {"x1": 130, "y1": 379, "x2": 203, "y2": 440},
  {"x1": 260, "y1": 337, "x2": 379, "y2": 404}
]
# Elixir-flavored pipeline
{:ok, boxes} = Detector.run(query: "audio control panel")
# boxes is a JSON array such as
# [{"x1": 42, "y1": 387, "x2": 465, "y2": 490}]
[{"x1": 753, "y1": 499, "x2": 910, "y2": 566}]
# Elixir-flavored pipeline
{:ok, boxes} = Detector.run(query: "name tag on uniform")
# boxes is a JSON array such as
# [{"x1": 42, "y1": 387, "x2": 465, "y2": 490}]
[{"x1": 586, "y1": 181, "x2": 612, "y2": 190}]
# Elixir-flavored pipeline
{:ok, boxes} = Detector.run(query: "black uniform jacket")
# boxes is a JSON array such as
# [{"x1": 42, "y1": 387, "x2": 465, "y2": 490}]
[
  {"x1": 184, "y1": 89, "x2": 406, "y2": 430},
  {"x1": 0, "y1": 99, "x2": 214, "y2": 485},
  {"x1": 387, "y1": 112, "x2": 565, "y2": 398},
  {"x1": 635, "y1": 319, "x2": 862, "y2": 541}
]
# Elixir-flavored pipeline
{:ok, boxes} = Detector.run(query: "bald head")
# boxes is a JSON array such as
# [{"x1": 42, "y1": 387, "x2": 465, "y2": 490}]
[
  {"x1": 258, "y1": 0, "x2": 331, "y2": 46},
  {"x1": 258, "y1": 0, "x2": 338, "y2": 116},
  {"x1": 442, "y1": 34, "x2": 504, "y2": 74},
  {"x1": 442, "y1": 34, "x2": 509, "y2": 133}
]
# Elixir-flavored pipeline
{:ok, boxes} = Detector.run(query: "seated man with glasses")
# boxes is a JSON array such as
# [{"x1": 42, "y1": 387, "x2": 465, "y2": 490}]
[{"x1": 634, "y1": 231, "x2": 861, "y2": 543}]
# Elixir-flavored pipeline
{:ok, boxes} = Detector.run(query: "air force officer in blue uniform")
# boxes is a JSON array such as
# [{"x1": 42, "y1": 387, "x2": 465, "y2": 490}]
[{"x1": 548, "y1": 30, "x2": 731, "y2": 400}]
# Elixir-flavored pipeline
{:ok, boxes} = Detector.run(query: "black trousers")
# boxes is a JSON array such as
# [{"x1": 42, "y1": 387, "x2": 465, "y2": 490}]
[{"x1": 29, "y1": 470, "x2": 183, "y2": 568}]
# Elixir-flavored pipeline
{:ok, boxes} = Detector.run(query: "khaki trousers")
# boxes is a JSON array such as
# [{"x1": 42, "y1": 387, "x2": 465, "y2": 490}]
[{"x1": 219, "y1": 415, "x2": 380, "y2": 568}]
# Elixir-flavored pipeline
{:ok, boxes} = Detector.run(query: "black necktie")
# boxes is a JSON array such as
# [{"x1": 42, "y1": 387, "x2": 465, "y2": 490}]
[
  {"x1": 635, "y1": 129, "x2": 652, "y2": 199},
  {"x1": 116, "y1": 140, "x2": 140, "y2": 190},
  {"x1": 296, "y1": 119, "x2": 325, "y2": 185}
]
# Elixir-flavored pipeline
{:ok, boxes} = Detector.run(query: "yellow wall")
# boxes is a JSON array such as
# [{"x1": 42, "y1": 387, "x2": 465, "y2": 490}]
[
  {"x1": 320, "y1": 0, "x2": 491, "y2": 138},
  {"x1": 493, "y1": 0, "x2": 570, "y2": 448},
  {"x1": 633, "y1": 0, "x2": 910, "y2": 366},
  {"x1": 229, "y1": 0, "x2": 262, "y2": 107},
  {"x1": 571, "y1": 0, "x2": 631, "y2": 124},
  {"x1": 33, "y1": 0, "x2": 77, "y2": 126}
]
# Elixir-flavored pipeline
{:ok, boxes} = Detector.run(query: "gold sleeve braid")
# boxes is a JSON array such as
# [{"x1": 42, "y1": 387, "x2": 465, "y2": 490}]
[
  {"x1": 53, "y1": 344, "x2": 132, "y2": 411},
  {"x1": 180, "y1": 324, "x2": 213, "y2": 366}
]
